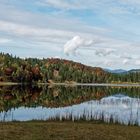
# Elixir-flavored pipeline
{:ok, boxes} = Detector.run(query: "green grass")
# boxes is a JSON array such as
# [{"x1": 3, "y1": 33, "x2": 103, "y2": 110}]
[{"x1": 0, "y1": 121, "x2": 140, "y2": 140}]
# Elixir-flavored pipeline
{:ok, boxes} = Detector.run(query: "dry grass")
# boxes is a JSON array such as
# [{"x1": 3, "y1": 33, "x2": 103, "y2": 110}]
[{"x1": 0, "y1": 121, "x2": 140, "y2": 140}]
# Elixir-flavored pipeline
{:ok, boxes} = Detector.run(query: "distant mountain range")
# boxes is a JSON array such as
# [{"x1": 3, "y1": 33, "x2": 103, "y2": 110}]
[
  {"x1": 129, "y1": 69, "x2": 140, "y2": 73},
  {"x1": 105, "y1": 69, "x2": 140, "y2": 74},
  {"x1": 104, "y1": 69, "x2": 127, "y2": 74}
]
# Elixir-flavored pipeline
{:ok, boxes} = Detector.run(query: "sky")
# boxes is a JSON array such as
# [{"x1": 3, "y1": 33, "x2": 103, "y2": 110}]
[{"x1": 0, "y1": 0, "x2": 140, "y2": 70}]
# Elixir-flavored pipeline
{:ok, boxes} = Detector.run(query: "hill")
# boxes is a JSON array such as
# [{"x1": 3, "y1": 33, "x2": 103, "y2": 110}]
[{"x1": 0, "y1": 52, "x2": 140, "y2": 84}]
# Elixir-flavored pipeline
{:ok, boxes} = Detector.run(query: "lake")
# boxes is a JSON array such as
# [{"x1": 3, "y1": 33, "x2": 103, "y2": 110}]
[{"x1": 0, "y1": 85, "x2": 140, "y2": 126}]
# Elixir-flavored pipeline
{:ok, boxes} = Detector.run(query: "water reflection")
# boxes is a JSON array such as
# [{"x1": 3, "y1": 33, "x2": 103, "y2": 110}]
[{"x1": 0, "y1": 85, "x2": 140, "y2": 126}]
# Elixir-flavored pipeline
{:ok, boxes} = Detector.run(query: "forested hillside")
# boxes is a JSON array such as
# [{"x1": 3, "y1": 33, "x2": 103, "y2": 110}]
[{"x1": 0, "y1": 52, "x2": 139, "y2": 83}]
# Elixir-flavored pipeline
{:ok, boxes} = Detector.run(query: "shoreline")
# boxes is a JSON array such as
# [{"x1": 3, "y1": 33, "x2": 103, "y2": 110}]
[
  {"x1": 0, "y1": 82, "x2": 20, "y2": 86},
  {"x1": 0, "y1": 82, "x2": 140, "y2": 87},
  {"x1": 0, "y1": 119, "x2": 139, "y2": 126}
]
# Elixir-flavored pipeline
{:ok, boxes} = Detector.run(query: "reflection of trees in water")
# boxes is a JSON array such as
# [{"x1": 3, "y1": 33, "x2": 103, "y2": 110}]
[
  {"x1": 48, "y1": 96, "x2": 140, "y2": 126},
  {"x1": 0, "y1": 110, "x2": 13, "y2": 122},
  {"x1": 0, "y1": 85, "x2": 140, "y2": 112}
]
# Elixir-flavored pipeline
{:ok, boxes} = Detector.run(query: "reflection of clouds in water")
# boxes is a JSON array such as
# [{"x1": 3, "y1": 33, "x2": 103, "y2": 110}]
[{"x1": 0, "y1": 94, "x2": 140, "y2": 126}]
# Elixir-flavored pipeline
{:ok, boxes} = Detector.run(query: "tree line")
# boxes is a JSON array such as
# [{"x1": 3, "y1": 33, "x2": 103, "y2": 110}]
[{"x1": 0, "y1": 52, "x2": 139, "y2": 83}]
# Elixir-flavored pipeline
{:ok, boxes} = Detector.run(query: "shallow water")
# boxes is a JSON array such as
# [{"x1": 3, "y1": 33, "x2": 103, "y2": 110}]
[{"x1": 0, "y1": 85, "x2": 140, "y2": 126}]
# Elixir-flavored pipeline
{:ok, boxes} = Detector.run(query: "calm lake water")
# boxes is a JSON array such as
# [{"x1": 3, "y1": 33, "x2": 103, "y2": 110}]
[{"x1": 0, "y1": 85, "x2": 140, "y2": 126}]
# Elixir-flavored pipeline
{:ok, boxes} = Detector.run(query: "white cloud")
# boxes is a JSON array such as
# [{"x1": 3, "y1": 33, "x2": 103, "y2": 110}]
[
  {"x1": 0, "y1": 19, "x2": 109, "y2": 45},
  {"x1": 63, "y1": 35, "x2": 101, "y2": 55},
  {"x1": 0, "y1": 20, "x2": 69, "y2": 37},
  {"x1": 123, "y1": 59, "x2": 129, "y2": 65},
  {"x1": 38, "y1": 0, "x2": 140, "y2": 15},
  {"x1": 37, "y1": 0, "x2": 87, "y2": 10},
  {"x1": 0, "y1": 20, "x2": 75, "y2": 44},
  {"x1": 95, "y1": 48, "x2": 115, "y2": 57},
  {"x1": 64, "y1": 36, "x2": 83, "y2": 55},
  {"x1": 63, "y1": 34, "x2": 140, "y2": 69}
]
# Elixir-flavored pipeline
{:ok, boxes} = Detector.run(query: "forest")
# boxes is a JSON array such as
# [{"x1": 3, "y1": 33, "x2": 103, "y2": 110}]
[{"x1": 0, "y1": 52, "x2": 140, "y2": 84}]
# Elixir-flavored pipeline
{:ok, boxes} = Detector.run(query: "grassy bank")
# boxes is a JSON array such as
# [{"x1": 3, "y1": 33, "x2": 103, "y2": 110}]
[{"x1": 0, "y1": 121, "x2": 140, "y2": 140}]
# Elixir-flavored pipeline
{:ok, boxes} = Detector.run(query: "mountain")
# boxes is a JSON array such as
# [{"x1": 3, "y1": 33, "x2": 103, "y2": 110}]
[
  {"x1": 104, "y1": 69, "x2": 127, "y2": 74},
  {"x1": 105, "y1": 68, "x2": 140, "y2": 74},
  {"x1": 128, "y1": 69, "x2": 140, "y2": 73}
]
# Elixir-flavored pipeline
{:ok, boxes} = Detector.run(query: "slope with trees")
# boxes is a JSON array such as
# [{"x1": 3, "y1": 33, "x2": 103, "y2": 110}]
[{"x1": 0, "y1": 52, "x2": 139, "y2": 84}]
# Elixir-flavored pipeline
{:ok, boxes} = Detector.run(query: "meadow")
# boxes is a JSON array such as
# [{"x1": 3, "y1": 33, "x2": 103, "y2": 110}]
[{"x1": 0, "y1": 121, "x2": 140, "y2": 140}]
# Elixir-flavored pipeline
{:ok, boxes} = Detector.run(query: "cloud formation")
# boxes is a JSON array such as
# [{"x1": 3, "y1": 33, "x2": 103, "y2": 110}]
[
  {"x1": 64, "y1": 35, "x2": 116, "y2": 58},
  {"x1": 38, "y1": 0, "x2": 140, "y2": 15},
  {"x1": 64, "y1": 36, "x2": 100, "y2": 55},
  {"x1": 95, "y1": 48, "x2": 115, "y2": 57},
  {"x1": 123, "y1": 59, "x2": 129, "y2": 65}
]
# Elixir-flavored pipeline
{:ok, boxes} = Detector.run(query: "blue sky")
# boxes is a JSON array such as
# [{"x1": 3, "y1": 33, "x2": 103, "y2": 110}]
[{"x1": 0, "y1": 0, "x2": 140, "y2": 70}]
